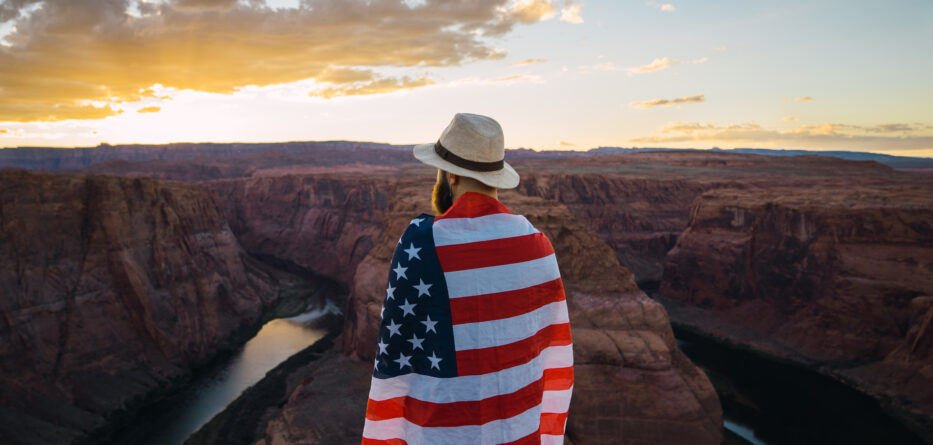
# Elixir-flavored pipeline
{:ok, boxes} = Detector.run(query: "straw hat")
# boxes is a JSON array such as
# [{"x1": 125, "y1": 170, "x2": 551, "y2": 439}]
[{"x1": 413, "y1": 113, "x2": 520, "y2": 189}]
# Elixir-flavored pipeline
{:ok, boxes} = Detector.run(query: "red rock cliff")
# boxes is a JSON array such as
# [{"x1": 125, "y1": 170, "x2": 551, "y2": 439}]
[
  {"x1": 659, "y1": 184, "x2": 933, "y2": 437},
  {"x1": 0, "y1": 170, "x2": 282, "y2": 445}
]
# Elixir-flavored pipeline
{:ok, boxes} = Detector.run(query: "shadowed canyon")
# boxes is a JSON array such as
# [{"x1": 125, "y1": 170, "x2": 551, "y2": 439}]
[{"x1": 1, "y1": 142, "x2": 931, "y2": 445}]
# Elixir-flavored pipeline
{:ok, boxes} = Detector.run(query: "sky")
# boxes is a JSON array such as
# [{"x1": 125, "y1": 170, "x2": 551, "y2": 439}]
[{"x1": 1, "y1": 0, "x2": 932, "y2": 156}]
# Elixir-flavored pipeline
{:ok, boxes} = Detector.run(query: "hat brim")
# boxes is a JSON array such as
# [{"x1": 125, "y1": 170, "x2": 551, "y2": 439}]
[{"x1": 413, "y1": 143, "x2": 520, "y2": 189}]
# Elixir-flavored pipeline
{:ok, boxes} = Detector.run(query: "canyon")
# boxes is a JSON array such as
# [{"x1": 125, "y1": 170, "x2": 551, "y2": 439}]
[
  {"x1": 0, "y1": 170, "x2": 332, "y2": 444},
  {"x1": 0, "y1": 142, "x2": 931, "y2": 444}
]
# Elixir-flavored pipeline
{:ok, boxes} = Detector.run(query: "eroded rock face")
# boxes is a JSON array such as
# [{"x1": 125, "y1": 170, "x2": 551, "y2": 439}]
[
  {"x1": 207, "y1": 175, "x2": 391, "y2": 284},
  {"x1": 265, "y1": 181, "x2": 722, "y2": 445},
  {"x1": 659, "y1": 185, "x2": 933, "y2": 436},
  {"x1": 516, "y1": 173, "x2": 708, "y2": 282},
  {"x1": 0, "y1": 170, "x2": 280, "y2": 445}
]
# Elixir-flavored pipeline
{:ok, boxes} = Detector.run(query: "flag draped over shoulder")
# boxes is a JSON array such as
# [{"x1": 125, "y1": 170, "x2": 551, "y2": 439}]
[{"x1": 363, "y1": 192, "x2": 574, "y2": 445}]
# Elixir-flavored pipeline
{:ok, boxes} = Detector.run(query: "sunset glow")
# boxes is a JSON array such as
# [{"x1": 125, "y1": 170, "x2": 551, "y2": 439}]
[{"x1": 1, "y1": 0, "x2": 931, "y2": 156}]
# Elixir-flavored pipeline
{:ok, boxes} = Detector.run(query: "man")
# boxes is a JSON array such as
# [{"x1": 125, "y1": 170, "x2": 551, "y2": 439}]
[{"x1": 362, "y1": 113, "x2": 573, "y2": 444}]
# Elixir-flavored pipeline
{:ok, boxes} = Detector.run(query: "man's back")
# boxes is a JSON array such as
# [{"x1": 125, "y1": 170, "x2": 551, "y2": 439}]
[{"x1": 363, "y1": 192, "x2": 574, "y2": 444}]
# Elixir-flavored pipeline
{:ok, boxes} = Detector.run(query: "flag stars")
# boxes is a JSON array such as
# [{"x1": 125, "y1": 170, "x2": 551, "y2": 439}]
[
  {"x1": 393, "y1": 263, "x2": 408, "y2": 281},
  {"x1": 394, "y1": 352, "x2": 412, "y2": 370},
  {"x1": 403, "y1": 243, "x2": 422, "y2": 261},
  {"x1": 399, "y1": 299, "x2": 416, "y2": 317},
  {"x1": 427, "y1": 351, "x2": 442, "y2": 370},
  {"x1": 407, "y1": 333, "x2": 424, "y2": 351},
  {"x1": 421, "y1": 314, "x2": 438, "y2": 334},
  {"x1": 413, "y1": 279, "x2": 432, "y2": 297},
  {"x1": 377, "y1": 339, "x2": 388, "y2": 356},
  {"x1": 410, "y1": 217, "x2": 424, "y2": 227},
  {"x1": 386, "y1": 284, "x2": 395, "y2": 300},
  {"x1": 386, "y1": 319, "x2": 402, "y2": 338}
]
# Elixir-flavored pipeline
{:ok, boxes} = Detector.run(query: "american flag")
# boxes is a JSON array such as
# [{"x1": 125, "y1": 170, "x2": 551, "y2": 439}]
[{"x1": 362, "y1": 192, "x2": 574, "y2": 444}]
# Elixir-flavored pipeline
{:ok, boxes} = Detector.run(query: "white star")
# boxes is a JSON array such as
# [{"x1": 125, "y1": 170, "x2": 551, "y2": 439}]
[
  {"x1": 381, "y1": 305, "x2": 385, "y2": 318},
  {"x1": 407, "y1": 333, "x2": 424, "y2": 351},
  {"x1": 413, "y1": 279, "x2": 432, "y2": 297},
  {"x1": 394, "y1": 352, "x2": 412, "y2": 370},
  {"x1": 386, "y1": 284, "x2": 396, "y2": 300},
  {"x1": 427, "y1": 351, "x2": 442, "y2": 370},
  {"x1": 377, "y1": 339, "x2": 388, "y2": 356},
  {"x1": 403, "y1": 243, "x2": 422, "y2": 261},
  {"x1": 410, "y1": 217, "x2": 424, "y2": 227},
  {"x1": 386, "y1": 319, "x2": 402, "y2": 338},
  {"x1": 374, "y1": 357, "x2": 379, "y2": 369},
  {"x1": 399, "y1": 299, "x2": 416, "y2": 317},
  {"x1": 392, "y1": 263, "x2": 408, "y2": 281},
  {"x1": 421, "y1": 314, "x2": 438, "y2": 334}
]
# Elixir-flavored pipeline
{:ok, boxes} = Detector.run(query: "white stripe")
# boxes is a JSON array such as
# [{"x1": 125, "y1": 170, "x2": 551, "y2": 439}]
[
  {"x1": 541, "y1": 387, "x2": 573, "y2": 413},
  {"x1": 363, "y1": 402, "x2": 541, "y2": 445},
  {"x1": 443, "y1": 254, "x2": 560, "y2": 299},
  {"x1": 541, "y1": 434, "x2": 565, "y2": 445},
  {"x1": 368, "y1": 345, "x2": 573, "y2": 403},
  {"x1": 452, "y1": 301, "x2": 570, "y2": 351},
  {"x1": 433, "y1": 213, "x2": 538, "y2": 247}
]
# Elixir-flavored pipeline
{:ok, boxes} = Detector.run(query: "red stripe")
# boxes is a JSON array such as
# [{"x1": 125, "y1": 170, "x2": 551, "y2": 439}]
[
  {"x1": 435, "y1": 192, "x2": 511, "y2": 220},
  {"x1": 542, "y1": 366, "x2": 574, "y2": 391},
  {"x1": 361, "y1": 439, "x2": 408, "y2": 445},
  {"x1": 365, "y1": 367, "x2": 571, "y2": 427},
  {"x1": 449, "y1": 278, "x2": 566, "y2": 325},
  {"x1": 455, "y1": 323, "x2": 573, "y2": 376},
  {"x1": 540, "y1": 412, "x2": 569, "y2": 435},
  {"x1": 436, "y1": 232, "x2": 554, "y2": 272}
]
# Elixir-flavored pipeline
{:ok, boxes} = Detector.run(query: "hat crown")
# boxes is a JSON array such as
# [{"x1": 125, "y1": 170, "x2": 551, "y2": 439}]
[{"x1": 438, "y1": 113, "x2": 504, "y2": 163}]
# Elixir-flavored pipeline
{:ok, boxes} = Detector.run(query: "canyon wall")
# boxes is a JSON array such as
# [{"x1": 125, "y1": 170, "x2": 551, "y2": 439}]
[
  {"x1": 206, "y1": 175, "x2": 393, "y2": 285},
  {"x1": 0, "y1": 170, "x2": 285, "y2": 445},
  {"x1": 516, "y1": 172, "x2": 709, "y2": 282},
  {"x1": 0, "y1": 141, "x2": 411, "y2": 171},
  {"x1": 659, "y1": 184, "x2": 933, "y2": 438}
]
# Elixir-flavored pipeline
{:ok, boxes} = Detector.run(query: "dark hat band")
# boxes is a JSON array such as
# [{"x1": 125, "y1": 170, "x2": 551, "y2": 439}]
[{"x1": 434, "y1": 141, "x2": 504, "y2": 172}]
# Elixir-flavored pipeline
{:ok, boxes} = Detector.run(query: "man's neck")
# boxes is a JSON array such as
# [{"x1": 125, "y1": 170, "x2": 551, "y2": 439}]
[{"x1": 452, "y1": 187, "x2": 498, "y2": 203}]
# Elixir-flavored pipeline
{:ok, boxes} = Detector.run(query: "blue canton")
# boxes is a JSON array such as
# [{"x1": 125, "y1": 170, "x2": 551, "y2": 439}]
[{"x1": 373, "y1": 214, "x2": 457, "y2": 379}]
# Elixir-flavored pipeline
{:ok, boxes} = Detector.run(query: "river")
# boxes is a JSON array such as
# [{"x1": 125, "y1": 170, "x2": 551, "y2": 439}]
[
  {"x1": 126, "y1": 304, "x2": 337, "y2": 445},
  {"x1": 675, "y1": 329, "x2": 926, "y2": 445}
]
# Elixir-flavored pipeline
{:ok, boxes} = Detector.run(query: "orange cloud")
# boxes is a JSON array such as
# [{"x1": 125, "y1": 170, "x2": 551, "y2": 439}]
[
  {"x1": 310, "y1": 76, "x2": 435, "y2": 99},
  {"x1": 787, "y1": 96, "x2": 814, "y2": 102},
  {"x1": 629, "y1": 121, "x2": 933, "y2": 151},
  {"x1": 511, "y1": 58, "x2": 548, "y2": 67},
  {"x1": 0, "y1": 0, "x2": 558, "y2": 122},
  {"x1": 630, "y1": 94, "x2": 705, "y2": 108},
  {"x1": 137, "y1": 106, "x2": 161, "y2": 113},
  {"x1": 627, "y1": 56, "x2": 707, "y2": 74}
]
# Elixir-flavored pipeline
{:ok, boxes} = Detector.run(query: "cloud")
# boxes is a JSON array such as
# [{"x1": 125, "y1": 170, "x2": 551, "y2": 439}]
[
  {"x1": 629, "y1": 120, "x2": 933, "y2": 151},
  {"x1": 0, "y1": 129, "x2": 7, "y2": 134},
  {"x1": 782, "y1": 116, "x2": 801, "y2": 122},
  {"x1": 511, "y1": 58, "x2": 547, "y2": 67},
  {"x1": 787, "y1": 96, "x2": 814, "y2": 102},
  {"x1": 647, "y1": 1, "x2": 676, "y2": 12},
  {"x1": 630, "y1": 94, "x2": 705, "y2": 109},
  {"x1": 560, "y1": 2, "x2": 583, "y2": 23},
  {"x1": 310, "y1": 76, "x2": 435, "y2": 99},
  {"x1": 137, "y1": 106, "x2": 161, "y2": 113},
  {"x1": 627, "y1": 56, "x2": 707, "y2": 74},
  {"x1": 502, "y1": 0, "x2": 557, "y2": 24},
  {"x1": 0, "y1": 0, "x2": 562, "y2": 122},
  {"x1": 560, "y1": 140, "x2": 575, "y2": 146}
]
